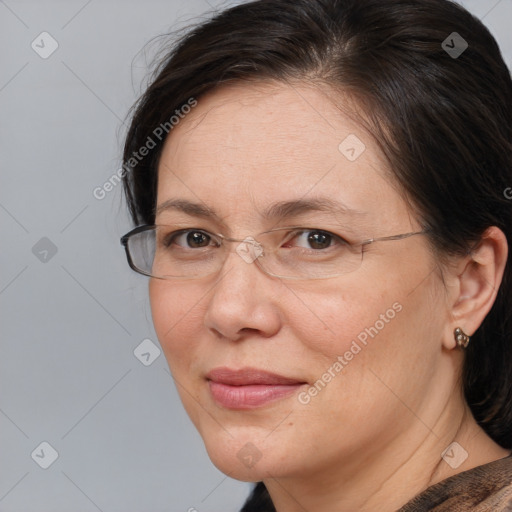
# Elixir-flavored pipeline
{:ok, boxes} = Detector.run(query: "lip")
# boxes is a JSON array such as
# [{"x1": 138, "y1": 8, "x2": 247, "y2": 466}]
[{"x1": 206, "y1": 367, "x2": 307, "y2": 409}]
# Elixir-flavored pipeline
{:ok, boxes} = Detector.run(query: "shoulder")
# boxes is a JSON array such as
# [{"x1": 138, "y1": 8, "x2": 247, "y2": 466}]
[{"x1": 398, "y1": 454, "x2": 512, "y2": 511}]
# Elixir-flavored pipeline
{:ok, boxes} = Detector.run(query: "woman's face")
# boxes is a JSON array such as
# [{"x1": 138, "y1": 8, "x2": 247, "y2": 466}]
[{"x1": 150, "y1": 81, "x2": 452, "y2": 481}]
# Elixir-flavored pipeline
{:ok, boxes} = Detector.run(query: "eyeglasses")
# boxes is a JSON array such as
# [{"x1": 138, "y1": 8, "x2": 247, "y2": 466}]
[{"x1": 120, "y1": 224, "x2": 427, "y2": 280}]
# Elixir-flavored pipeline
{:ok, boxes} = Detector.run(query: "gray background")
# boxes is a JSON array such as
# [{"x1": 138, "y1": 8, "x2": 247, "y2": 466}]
[{"x1": 1, "y1": 1, "x2": 511, "y2": 511}]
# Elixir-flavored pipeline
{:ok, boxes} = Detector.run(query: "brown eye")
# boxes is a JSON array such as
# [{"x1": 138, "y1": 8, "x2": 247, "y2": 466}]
[
  {"x1": 186, "y1": 231, "x2": 211, "y2": 248},
  {"x1": 286, "y1": 229, "x2": 338, "y2": 250},
  {"x1": 306, "y1": 231, "x2": 332, "y2": 250},
  {"x1": 163, "y1": 230, "x2": 214, "y2": 249}
]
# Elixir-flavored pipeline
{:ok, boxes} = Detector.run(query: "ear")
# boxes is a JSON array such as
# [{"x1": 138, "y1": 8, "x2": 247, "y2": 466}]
[{"x1": 442, "y1": 226, "x2": 508, "y2": 350}]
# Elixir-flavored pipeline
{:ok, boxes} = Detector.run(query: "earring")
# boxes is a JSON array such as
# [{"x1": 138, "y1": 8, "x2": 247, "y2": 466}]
[{"x1": 454, "y1": 327, "x2": 470, "y2": 348}]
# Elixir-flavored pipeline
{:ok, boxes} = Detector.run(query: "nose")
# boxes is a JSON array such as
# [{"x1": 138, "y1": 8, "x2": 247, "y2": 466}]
[{"x1": 203, "y1": 245, "x2": 282, "y2": 341}]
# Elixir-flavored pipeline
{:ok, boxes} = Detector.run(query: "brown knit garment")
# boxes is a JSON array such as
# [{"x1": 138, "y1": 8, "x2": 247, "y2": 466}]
[{"x1": 397, "y1": 454, "x2": 512, "y2": 511}]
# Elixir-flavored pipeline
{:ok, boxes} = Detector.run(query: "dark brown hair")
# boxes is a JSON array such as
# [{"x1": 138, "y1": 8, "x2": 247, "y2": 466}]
[{"x1": 122, "y1": 0, "x2": 512, "y2": 508}]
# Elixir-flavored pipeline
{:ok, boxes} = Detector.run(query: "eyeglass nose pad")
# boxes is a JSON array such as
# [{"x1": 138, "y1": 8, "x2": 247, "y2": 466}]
[{"x1": 235, "y1": 237, "x2": 264, "y2": 264}]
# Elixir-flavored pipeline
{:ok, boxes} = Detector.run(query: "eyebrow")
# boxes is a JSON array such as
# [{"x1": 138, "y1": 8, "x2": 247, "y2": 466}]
[
  {"x1": 155, "y1": 199, "x2": 218, "y2": 219},
  {"x1": 155, "y1": 197, "x2": 366, "y2": 222},
  {"x1": 262, "y1": 197, "x2": 365, "y2": 219}
]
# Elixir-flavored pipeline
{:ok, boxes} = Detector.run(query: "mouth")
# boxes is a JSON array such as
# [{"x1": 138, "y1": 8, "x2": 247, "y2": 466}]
[{"x1": 206, "y1": 367, "x2": 307, "y2": 409}]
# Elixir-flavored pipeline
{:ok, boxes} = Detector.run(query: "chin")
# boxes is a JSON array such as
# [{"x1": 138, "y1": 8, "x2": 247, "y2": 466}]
[
  {"x1": 206, "y1": 444, "x2": 275, "y2": 482},
  {"x1": 199, "y1": 426, "x2": 292, "y2": 482}
]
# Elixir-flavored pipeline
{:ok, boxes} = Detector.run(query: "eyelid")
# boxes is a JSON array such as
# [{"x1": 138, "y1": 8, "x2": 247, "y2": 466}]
[
  {"x1": 268, "y1": 225, "x2": 351, "y2": 236},
  {"x1": 161, "y1": 227, "x2": 220, "y2": 247},
  {"x1": 278, "y1": 228, "x2": 351, "y2": 250},
  {"x1": 285, "y1": 227, "x2": 349, "y2": 240},
  {"x1": 157, "y1": 222, "x2": 223, "y2": 239}
]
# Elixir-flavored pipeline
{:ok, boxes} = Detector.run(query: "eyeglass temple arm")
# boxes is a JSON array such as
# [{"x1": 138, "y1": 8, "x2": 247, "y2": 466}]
[{"x1": 362, "y1": 230, "x2": 427, "y2": 245}]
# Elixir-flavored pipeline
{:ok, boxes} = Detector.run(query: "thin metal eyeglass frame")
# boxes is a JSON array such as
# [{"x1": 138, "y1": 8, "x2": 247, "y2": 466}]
[{"x1": 120, "y1": 224, "x2": 429, "y2": 280}]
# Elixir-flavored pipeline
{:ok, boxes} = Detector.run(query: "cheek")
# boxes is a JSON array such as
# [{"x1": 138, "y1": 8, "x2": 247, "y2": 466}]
[
  {"x1": 149, "y1": 280, "x2": 205, "y2": 370},
  {"x1": 149, "y1": 279, "x2": 211, "y2": 430},
  {"x1": 280, "y1": 276, "x2": 396, "y2": 361},
  {"x1": 283, "y1": 266, "x2": 441, "y2": 403}
]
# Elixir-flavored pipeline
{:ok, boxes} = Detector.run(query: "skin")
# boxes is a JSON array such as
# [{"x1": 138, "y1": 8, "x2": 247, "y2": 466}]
[{"x1": 149, "y1": 80, "x2": 509, "y2": 511}]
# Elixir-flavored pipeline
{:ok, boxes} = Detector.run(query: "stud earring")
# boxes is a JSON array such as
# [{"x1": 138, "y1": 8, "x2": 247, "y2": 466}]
[{"x1": 454, "y1": 327, "x2": 470, "y2": 348}]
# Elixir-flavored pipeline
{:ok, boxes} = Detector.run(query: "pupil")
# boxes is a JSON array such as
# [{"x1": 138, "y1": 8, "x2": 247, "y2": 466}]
[
  {"x1": 187, "y1": 231, "x2": 209, "y2": 247},
  {"x1": 308, "y1": 231, "x2": 330, "y2": 249}
]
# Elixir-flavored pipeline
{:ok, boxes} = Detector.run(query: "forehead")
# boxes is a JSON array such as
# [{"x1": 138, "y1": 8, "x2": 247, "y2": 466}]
[{"x1": 156, "y1": 81, "x2": 410, "y2": 230}]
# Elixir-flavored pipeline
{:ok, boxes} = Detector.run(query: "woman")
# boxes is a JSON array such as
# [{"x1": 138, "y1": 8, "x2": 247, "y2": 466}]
[{"x1": 120, "y1": 0, "x2": 512, "y2": 509}]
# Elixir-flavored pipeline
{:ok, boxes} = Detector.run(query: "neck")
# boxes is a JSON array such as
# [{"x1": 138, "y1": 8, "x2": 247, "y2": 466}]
[{"x1": 264, "y1": 395, "x2": 509, "y2": 512}]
